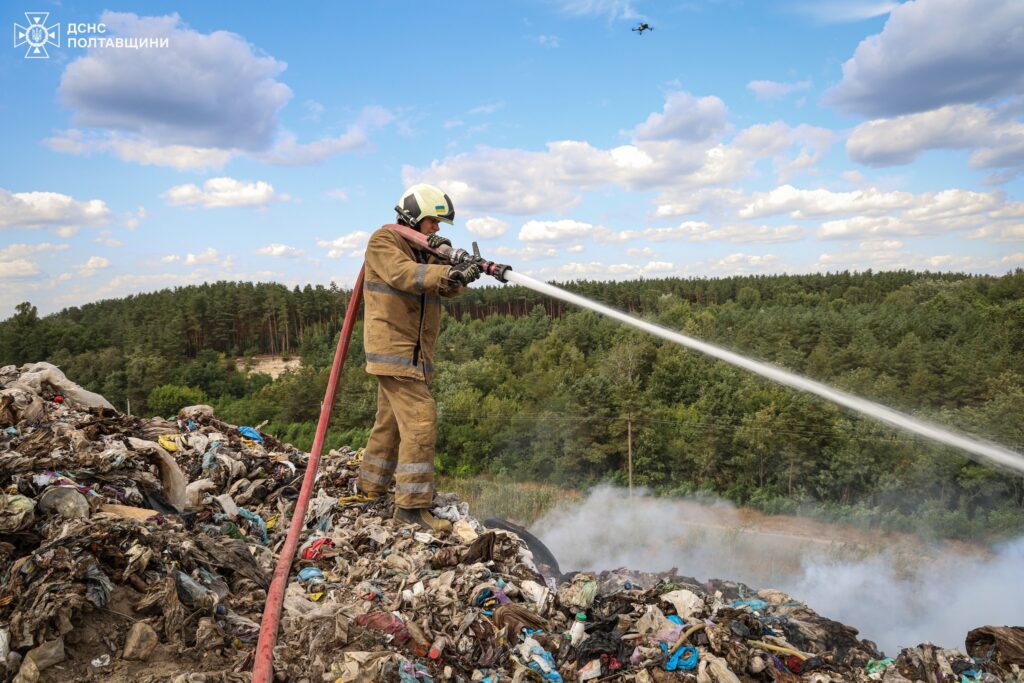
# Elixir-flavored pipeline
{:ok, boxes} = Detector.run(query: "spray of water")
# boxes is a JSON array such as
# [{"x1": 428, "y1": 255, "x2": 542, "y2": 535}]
[{"x1": 503, "y1": 271, "x2": 1024, "y2": 474}]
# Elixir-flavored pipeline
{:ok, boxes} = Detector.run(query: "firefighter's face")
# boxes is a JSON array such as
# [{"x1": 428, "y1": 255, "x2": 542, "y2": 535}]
[{"x1": 418, "y1": 217, "x2": 440, "y2": 235}]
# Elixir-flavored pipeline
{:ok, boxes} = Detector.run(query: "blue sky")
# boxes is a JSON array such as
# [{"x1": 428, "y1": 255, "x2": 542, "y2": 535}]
[{"x1": 2, "y1": 0, "x2": 1023, "y2": 317}]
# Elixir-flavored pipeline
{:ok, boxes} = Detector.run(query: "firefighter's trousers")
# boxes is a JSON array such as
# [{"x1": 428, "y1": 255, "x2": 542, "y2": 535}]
[{"x1": 358, "y1": 375, "x2": 437, "y2": 508}]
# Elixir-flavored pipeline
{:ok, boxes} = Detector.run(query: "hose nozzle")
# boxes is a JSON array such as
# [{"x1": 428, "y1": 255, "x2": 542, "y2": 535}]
[{"x1": 471, "y1": 241, "x2": 512, "y2": 283}]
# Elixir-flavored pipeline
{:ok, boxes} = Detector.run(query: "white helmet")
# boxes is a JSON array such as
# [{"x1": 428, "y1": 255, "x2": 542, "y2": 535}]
[{"x1": 395, "y1": 183, "x2": 455, "y2": 227}]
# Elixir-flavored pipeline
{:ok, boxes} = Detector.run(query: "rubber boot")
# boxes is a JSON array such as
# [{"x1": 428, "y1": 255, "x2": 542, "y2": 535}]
[{"x1": 394, "y1": 507, "x2": 452, "y2": 534}]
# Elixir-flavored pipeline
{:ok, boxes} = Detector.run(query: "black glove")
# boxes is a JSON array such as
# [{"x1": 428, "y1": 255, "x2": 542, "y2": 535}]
[
  {"x1": 427, "y1": 234, "x2": 452, "y2": 250},
  {"x1": 448, "y1": 261, "x2": 481, "y2": 285}
]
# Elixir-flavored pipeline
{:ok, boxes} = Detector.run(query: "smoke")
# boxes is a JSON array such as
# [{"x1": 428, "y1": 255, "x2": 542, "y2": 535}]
[{"x1": 533, "y1": 486, "x2": 1024, "y2": 656}]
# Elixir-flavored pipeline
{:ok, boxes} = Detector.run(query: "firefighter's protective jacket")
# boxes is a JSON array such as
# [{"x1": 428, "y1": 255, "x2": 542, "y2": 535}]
[{"x1": 363, "y1": 225, "x2": 463, "y2": 382}]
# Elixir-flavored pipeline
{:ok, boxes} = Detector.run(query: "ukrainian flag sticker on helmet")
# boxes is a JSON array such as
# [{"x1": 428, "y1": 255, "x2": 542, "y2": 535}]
[{"x1": 435, "y1": 205, "x2": 446, "y2": 211}]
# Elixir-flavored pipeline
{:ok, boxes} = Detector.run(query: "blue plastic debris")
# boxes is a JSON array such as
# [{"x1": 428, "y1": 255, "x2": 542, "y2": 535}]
[
  {"x1": 238, "y1": 507, "x2": 269, "y2": 544},
  {"x1": 660, "y1": 642, "x2": 699, "y2": 671},
  {"x1": 239, "y1": 426, "x2": 264, "y2": 443},
  {"x1": 297, "y1": 567, "x2": 324, "y2": 583}
]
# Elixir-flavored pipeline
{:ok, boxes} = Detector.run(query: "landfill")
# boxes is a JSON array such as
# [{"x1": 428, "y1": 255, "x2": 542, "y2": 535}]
[{"x1": 1, "y1": 361, "x2": 1022, "y2": 682}]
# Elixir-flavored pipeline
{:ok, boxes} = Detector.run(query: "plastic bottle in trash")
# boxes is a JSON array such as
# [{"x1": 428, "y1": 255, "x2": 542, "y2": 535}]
[
  {"x1": 570, "y1": 612, "x2": 587, "y2": 645},
  {"x1": 428, "y1": 635, "x2": 447, "y2": 659},
  {"x1": 174, "y1": 569, "x2": 218, "y2": 610}
]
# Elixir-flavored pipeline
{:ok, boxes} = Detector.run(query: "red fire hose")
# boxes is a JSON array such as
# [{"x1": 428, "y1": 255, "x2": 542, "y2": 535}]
[{"x1": 251, "y1": 266, "x2": 364, "y2": 683}]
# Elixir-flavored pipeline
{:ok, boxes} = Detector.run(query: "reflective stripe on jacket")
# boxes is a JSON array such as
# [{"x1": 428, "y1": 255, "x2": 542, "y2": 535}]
[{"x1": 363, "y1": 225, "x2": 462, "y2": 382}]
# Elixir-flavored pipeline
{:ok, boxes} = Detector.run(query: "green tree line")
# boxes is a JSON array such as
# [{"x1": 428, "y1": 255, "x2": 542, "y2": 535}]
[{"x1": 2, "y1": 269, "x2": 1023, "y2": 539}]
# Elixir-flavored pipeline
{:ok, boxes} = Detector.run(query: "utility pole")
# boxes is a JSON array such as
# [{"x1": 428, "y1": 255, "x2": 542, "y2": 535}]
[
  {"x1": 627, "y1": 417, "x2": 633, "y2": 497},
  {"x1": 126, "y1": 398, "x2": 131, "y2": 417}
]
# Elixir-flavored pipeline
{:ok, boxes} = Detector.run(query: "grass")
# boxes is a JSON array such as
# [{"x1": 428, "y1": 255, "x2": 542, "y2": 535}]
[{"x1": 438, "y1": 475, "x2": 581, "y2": 525}]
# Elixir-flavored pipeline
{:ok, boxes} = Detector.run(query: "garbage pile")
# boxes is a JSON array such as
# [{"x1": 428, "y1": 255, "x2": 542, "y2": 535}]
[{"x1": 1, "y1": 362, "x2": 1022, "y2": 683}]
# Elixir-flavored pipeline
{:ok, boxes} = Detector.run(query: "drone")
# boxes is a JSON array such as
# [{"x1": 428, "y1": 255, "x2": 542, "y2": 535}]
[{"x1": 632, "y1": 22, "x2": 653, "y2": 35}]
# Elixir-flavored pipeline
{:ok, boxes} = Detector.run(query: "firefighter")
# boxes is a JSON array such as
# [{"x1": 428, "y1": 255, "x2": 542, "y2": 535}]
[{"x1": 357, "y1": 183, "x2": 481, "y2": 533}]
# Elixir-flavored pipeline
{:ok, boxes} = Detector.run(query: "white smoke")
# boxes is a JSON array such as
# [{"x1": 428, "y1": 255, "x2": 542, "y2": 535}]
[{"x1": 533, "y1": 486, "x2": 1024, "y2": 656}]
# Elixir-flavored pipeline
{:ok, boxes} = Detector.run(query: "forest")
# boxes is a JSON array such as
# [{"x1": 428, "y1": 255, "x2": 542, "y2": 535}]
[{"x1": 3, "y1": 269, "x2": 1023, "y2": 540}]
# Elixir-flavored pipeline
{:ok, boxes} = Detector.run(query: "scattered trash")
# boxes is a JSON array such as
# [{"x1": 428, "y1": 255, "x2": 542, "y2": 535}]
[{"x1": 0, "y1": 361, "x2": 1019, "y2": 682}]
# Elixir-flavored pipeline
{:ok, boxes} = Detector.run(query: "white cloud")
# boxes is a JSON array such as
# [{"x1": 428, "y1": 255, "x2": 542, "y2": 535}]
[
  {"x1": 58, "y1": 12, "x2": 292, "y2": 151},
  {"x1": 653, "y1": 188, "x2": 746, "y2": 218},
  {"x1": 406, "y1": 92, "x2": 832, "y2": 215},
  {"x1": 184, "y1": 248, "x2": 227, "y2": 266},
  {"x1": 990, "y1": 202, "x2": 1024, "y2": 220},
  {"x1": 95, "y1": 236, "x2": 123, "y2": 247},
  {"x1": 519, "y1": 219, "x2": 596, "y2": 242},
  {"x1": 0, "y1": 242, "x2": 70, "y2": 260},
  {"x1": 317, "y1": 232, "x2": 370, "y2": 258},
  {"x1": 161, "y1": 248, "x2": 232, "y2": 267},
  {"x1": 557, "y1": 0, "x2": 640, "y2": 20},
  {"x1": 49, "y1": 14, "x2": 390, "y2": 168},
  {"x1": 843, "y1": 170, "x2": 865, "y2": 185},
  {"x1": 257, "y1": 243, "x2": 304, "y2": 258},
  {"x1": 74, "y1": 256, "x2": 111, "y2": 277},
  {"x1": 791, "y1": 1, "x2": 898, "y2": 23},
  {"x1": 466, "y1": 216, "x2": 509, "y2": 239},
  {"x1": 632, "y1": 92, "x2": 728, "y2": 142},
  {"x1": 469, "y1": 101, "x2": 505, "y2": 115},
  {"x1": 47, "y1": 110, "x2": 395, "y2": 169},
  {"x1": 606, "y1": 222, "x2": 714, "y2": 243},
  {"x1": 705, "y1": 253, "x2": 783, "y2": 274},
  {"x1": 689, "y1": 223, "x2": 807, "y2": 244},
  {"x1": 44, "y1": 129, "x2": 236, "y2": 170},
  {"x1": 814, "y1": 187, "x2": 1002, "y2": 240},
  {"x1": 537, "y1": 35, "x2": 560, "y2": 48},
  {"x1": 0, "y1": 189, "x2": 111, "y2": 231},
  {"x1": 826, "y1": 0, "x2": 1024, "y2": 116},
  {"x1": 966, "y1": 223, "x2": 1024, "y2": 242},
  {"x1": 257, "y1": 107, "x2": 394, "y2": 165},
  {"x1": 818, "y1": 216, "x2": 904, "y2": 239},
  {"x1": 847, "y1": 104, "x2": 1024, "y2": 172},
  {"x1": 491, "y1": 245, "x2": 561, "y2": 260},
  {"x1": 533, "y1": 253, "x2": 784, "y2": 280},
  {"x1": 627, "y1": 247, "x2": 654, "y2": 258},
  {"x1": 327, "y1": 188, "x2": 350, "y2": 201},
  {"x1": 162, "y1": 177, "x2": 279, "y2": 208},
  {"x1": 774, "y1": 125, "x2": 836, "y2": 182},
  {"x1": 124, "y1": 206, "x2": 146, "y2": 230},
  {"x1": 77, "y1": 267, "x2": 280, "y2": 305},
  {"x1": 0, "y1": 259, "x2": 40, "y2": 278},
  {"x1": 739, "y1": 184, "x2": 914, "y2": 219},
  {"x1": 860, "y1": 239, "x2": 904, "y2": 250},
  {"x1": 747, "y1": 79, "x2": 812, "y2": 101},
  {"x1": 902, "y1": 189, "x2": 1002, "y2": 223},
  {"x1": 815, "y1": 240, "x2": 984, "y2": 272},
  {"x1": 663, "y1": 182, "x2": 1022, "y2": 244},
  {"x1": 304, "y1": 100, "x2": 325, "y2": 121},
  {"x1": 546, "y1": 261, "x2": 636, "y2": 279},
  {"x1": 529, "y1": 219, "x2": 806, "y2": 248}
]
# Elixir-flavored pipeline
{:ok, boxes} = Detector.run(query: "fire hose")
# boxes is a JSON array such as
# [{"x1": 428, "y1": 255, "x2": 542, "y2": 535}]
[{"x1": 252, "y1": 225, "x2": 510, "y2": 682}]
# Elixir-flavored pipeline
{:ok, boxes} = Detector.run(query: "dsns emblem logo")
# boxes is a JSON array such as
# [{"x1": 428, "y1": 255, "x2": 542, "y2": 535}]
[{"x1": 13, "y1": 12, "x2": 60, "y2": 58}]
